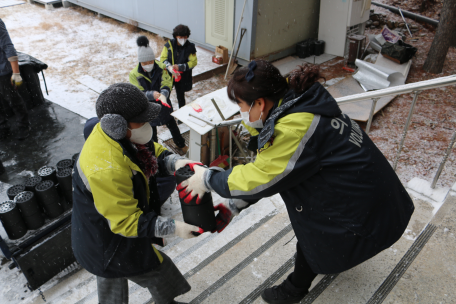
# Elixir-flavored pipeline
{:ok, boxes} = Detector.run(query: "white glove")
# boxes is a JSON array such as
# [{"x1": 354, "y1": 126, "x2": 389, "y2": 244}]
[
  {"x1": 175, "y1": 159, "x2": 202, "y2": 171},
  {"x1": 175, "y1": 220, "x2": 201, "y2": 239},
  {"x1": 167, "y1": 66, "x2": 174, "y2": 74},
  {"x1": 158, "y1": 94, "x2": 171, "y2": 108},
  {"x1": 176, "y1": 165, "x2": 209, "y2": 204},
  {"x1": 11, "y1": 73, "x2": 22, "y2": 86}
]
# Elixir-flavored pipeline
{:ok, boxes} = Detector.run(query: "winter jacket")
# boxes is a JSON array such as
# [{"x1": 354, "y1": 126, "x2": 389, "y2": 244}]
[
  {"x1": 209, "y1": 83, "x2": 414, "y2": 274},
  {"x1": 72, "y1": 123, "x2": 176, "y2": 278},
  {"x1": 129, "y1": 61, "x2": 174, "y2": 126},
  {"x1": 160, "y1": 39, "x2": 197, "y2": 92},
  {"x1": 0, "y1": 19, "x2": 17, "y2": 77}
]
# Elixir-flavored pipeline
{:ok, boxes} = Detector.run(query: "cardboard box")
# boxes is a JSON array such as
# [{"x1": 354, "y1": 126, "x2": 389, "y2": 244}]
[
  {"x1": 215, "y1": 45, "x2": 228, "y2": 64},
  {"x1": 212, "y1": 55, "x2": 223, "y2": 65}
]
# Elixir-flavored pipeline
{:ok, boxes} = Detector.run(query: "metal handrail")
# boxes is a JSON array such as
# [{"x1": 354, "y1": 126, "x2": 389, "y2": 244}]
[
  {"x1": 334, "y1": 74, "x2": 456, "y2": 188},
  {"x1": 334, "y1": 75, "x2": 456, "y2": 104}
]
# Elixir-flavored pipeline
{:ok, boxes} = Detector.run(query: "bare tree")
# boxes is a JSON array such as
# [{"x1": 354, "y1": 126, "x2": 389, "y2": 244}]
[{"x1": 423, "y1": 0, "x2": 456, "y2": 73}]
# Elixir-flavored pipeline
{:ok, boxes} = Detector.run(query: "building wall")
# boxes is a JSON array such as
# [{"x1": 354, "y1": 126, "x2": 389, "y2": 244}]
[
  {"x1": 67, "y1": 0, "x2": 255, "y2": 61},
  {"x1": 252, "y1": 0, "x2": 320, "y2": 59}
]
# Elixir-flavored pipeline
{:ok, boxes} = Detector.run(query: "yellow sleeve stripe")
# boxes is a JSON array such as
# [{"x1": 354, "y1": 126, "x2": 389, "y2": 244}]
[{"x1": 228, "y1": 113, "x2": 318, "y2": 196}]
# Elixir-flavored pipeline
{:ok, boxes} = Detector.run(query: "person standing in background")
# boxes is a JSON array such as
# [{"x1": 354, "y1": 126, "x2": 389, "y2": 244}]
[
  {"x1": 0, "y1": 18, "x2": 30, "y2": 140},
  {"x1": 160, "y1": 24, "x2": 197, "y2": 111},
  {"x1": 130, "y1": 36, "x2": 188, "y2": 154}
]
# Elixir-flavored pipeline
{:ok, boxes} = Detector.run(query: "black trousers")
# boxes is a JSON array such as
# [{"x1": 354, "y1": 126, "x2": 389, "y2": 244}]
[
  {"x1": 291, "y1": 242, "x2": 318, "y2": 290},
  {"x1": 175, "y1": 82, "x2": 186, "y2": 109},
  {"x1": 0, "y1": 73, "x2": 29, "y2": 130},
  {"x1": 151, "y1": 117, "x2": 186, "y2": 148}
]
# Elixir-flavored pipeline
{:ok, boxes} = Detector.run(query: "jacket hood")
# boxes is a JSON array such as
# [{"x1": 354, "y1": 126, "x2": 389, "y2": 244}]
[
  {"x1": 258, "y1": 82, "x2": 341, "y2": 149},
  {"x1": 282, "y1": 82, "x2": 342, "y2": 117}
]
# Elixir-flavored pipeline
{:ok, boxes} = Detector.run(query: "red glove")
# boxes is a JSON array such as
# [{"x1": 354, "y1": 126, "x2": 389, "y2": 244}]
[
  {"x1": 157, "y1": 94, "x2": 171, "y2": 108},
  {"x1": 176, "y1": 164, "x2": 208, "y2": 205},
  {"x1": 173, "y1": 70, "x2": 183, "y2": 82},
  {"x1": 212, "y1": 203, "x2": 235, "y2": 233}
]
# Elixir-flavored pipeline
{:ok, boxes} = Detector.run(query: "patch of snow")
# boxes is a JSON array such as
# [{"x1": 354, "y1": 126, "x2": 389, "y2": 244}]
[
  {"x1": 406, "y1": 177, "x2": 449, "y2": 215},
  {"x1": 402, "y1": 228, "x2": 417, "y2": 241},
  {"x1": 17, "y1": 170, "x2": 34, "y2": 177},
  {"x1": 3, "y1": 158, "x2": 17, "y2": 166},
  {"x1": 451, "y1": 182, "x2": 456, "y2": 193},
  {"x1": 158, "y1": 124, "x2": 190, "y2": 142},
  {"x1": 75, "y1": 75, "x2": 109, "y2": 94},
  {"x1": 40, "y1": 76, "x2": 97, "y2": 119},
  {"x1": 251, "y1": 266, "x2": 263, "y2": 279}
]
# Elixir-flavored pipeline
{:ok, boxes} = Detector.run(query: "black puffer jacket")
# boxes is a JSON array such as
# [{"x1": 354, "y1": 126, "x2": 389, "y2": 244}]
[{"x1": 210, "y1": 83, "x2": 414, "y2": 274}]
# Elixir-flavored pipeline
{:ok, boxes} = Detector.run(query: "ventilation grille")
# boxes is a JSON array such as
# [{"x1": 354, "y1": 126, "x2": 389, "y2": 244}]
[{"x1": 212, "y1": 0, "x2": 227, "y2": 40}]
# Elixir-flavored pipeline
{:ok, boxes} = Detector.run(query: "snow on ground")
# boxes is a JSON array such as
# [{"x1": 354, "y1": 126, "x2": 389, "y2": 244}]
[
  {"x1": 0, "y1": 2, "x2": 455, "y2": 303},
  {"x1": 0, "y1": 3, "x2": 229, "y2": 132},
  {"x1": 406, "y1": 177, "x2": 450, "y2": 215}
]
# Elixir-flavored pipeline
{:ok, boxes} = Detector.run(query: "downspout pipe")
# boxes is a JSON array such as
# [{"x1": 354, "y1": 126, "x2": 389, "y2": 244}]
[{"x1": 371, "y1": 1, "x2": 439, "y2": 27}]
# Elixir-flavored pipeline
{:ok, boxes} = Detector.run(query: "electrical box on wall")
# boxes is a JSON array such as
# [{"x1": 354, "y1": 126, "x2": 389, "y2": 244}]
[{"x1": 318, "y1": 0, "x2": 370, "y2": 57}]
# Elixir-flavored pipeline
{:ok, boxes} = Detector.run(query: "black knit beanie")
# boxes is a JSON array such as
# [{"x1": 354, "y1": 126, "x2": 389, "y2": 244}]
[{"x1": 96, "y1": 83, "x2": 160, "y2": 123}]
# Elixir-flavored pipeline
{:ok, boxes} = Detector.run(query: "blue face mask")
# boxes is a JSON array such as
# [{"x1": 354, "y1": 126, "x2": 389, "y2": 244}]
[{"x1": 240, "y1": 102, "x2": 263, "y2": 129}]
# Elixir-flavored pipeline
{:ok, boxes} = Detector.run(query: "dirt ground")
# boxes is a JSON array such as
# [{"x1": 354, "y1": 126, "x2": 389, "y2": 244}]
[
  {"x1": 363, "y1": 1, "x2": 456, "y2": 187},
  {"x1": 1, "y1": 1, "x2": 456, "y2": 188}
]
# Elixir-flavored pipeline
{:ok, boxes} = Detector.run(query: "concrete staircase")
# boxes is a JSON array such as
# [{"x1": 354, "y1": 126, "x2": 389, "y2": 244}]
[{"x1": 17, "y1": 180, "x2": 456, "y2": 304}]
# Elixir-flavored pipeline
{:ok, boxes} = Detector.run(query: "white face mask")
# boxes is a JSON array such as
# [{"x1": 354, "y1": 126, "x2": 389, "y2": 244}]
[
  {"x1": 128, "y1": 123, "x2": 153, "y2": 144},
  {"x1": 142, "y1": 64, "x2": 154, "y2": 72},
  {"x1": 178, "y1": 38, "x2": 186, "y2": 46},
  {"x1": 240, "y1": 102, "x2": 263, "y2": 129}
]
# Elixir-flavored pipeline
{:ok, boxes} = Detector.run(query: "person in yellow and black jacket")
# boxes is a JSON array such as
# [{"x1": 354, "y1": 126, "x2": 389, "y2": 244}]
[
  {"x1": 176, "y1": 60, "x2": 414, "y2": 304},
  {"x1": 72, "y1": 83, "x2": 202, "y2": 304},
  {"x1": 130, "y1": 36, "x2": 188, "y2": 154},
  {"x1": 160, "y1": 24, "x2": 197, "y2": 109}
]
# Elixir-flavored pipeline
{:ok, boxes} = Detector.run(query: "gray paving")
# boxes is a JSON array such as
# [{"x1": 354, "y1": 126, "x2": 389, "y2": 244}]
[{"x1": 382, "y1": 195, "x2": 456, "y2": 304}]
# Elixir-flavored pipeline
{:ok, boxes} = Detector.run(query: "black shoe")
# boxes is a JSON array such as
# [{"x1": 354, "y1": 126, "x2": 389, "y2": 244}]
[
  {"x1": 16, "y1": 126, "x2": 30, "y2": 140},
  {"x1": 261, "y1": 274, "x2": 308, "y2": 304},
  {"x1": 0, "y1": 128, "x2": 10, "y2": 140}
]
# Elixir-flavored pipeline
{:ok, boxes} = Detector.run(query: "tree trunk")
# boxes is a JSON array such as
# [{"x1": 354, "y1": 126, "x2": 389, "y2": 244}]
[{"x1": 423, "y1": 0, "x2": 456, "y2": 73}]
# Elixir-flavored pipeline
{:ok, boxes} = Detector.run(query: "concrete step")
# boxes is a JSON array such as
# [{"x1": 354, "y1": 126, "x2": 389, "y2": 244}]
[
  {"x1": 18, "y1": 179, "x2": 454, "y2": 304},
  {"x1": 29, "y1": 194, "x2": 283, "y2": 304},
  {"x1": 246, "y1": 194, "x2": 448, "y2": 304},
  {"x1": 134, "y1": 201, "x2": 289, "y2": 303},
  {"x1": 381, "y1": 194, "x2": 456, "y2": 303}
]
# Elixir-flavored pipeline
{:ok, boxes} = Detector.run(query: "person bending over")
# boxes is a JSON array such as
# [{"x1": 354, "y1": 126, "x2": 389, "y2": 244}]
[{"x1": 177, "y1": 60, "x2": 414, "y2": 304}]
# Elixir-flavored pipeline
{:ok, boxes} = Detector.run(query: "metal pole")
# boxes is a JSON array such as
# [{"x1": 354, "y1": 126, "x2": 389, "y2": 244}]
[
  {"x1": 393, "y1": 91, "x2": 421, "y2": 170},
  {"x1": 431, "y1": 130, "x2": 456, "y2": 189},
  {"x1": 399, "y1": 9, "x2": 413, "y2": 37},
  {"x1": 225, "y1": 0, "x2": 248, "y2": 80},
  {"x1": 365, "y1": 98, "x2": 379, "y2": 134},
  {"x1": 371, "y1": 1, "x2": 439, "y2": 27},
  {"x1": 229, "y1": 126, "x2": 232, "y2": 169},
  {"x1": 231, "y1": 130, "x2": 249, "y2": 162},
  {"x1": 189, "y1": 113, "x2": 215, "y2": 126},
  {"x1": 211, "y1": 98, "x2": 226, "y2": 121},
  {"x1": 210, "y1": 129, "x2": 216, "y2": 163}
]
